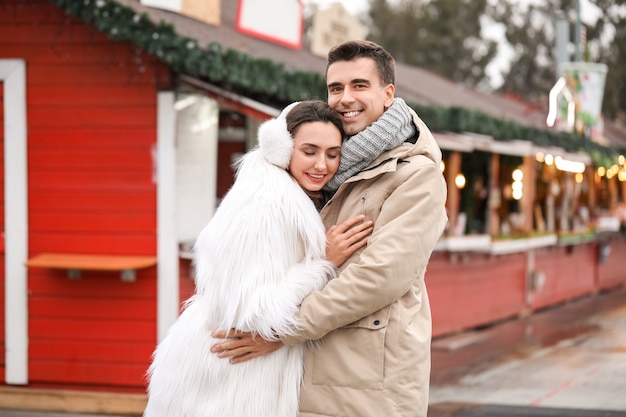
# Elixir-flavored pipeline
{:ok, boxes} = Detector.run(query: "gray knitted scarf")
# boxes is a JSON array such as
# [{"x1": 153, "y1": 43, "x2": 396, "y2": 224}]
[{"x1": 324, "y1": 97, "x2": 416, "y2": 193}]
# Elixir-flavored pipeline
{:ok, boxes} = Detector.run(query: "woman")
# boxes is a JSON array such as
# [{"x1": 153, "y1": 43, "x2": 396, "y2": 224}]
[{"x1": 144, "y1": 101, "x2": 372, "y2": 417}]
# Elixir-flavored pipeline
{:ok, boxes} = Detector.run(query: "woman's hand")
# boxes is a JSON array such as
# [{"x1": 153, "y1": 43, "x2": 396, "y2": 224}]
[
  {"x1": 326, "y1": 215, "x2": 373, "y2": 267},
  {"x1": 211, "y1": 330, "x2": 283, "y2": 364}
]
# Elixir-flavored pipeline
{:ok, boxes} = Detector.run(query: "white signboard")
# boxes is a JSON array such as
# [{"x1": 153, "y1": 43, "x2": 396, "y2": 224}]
[
  {"x1": 141, "y1": 0, "x2": 220, "y2": 26},
  {"x1": 557, "y1": 62, "x2": 608, "y2": 140},
  {"x1": 311, "y1": 3, "x2": 366, "y2": 58},
  {"x1": 236, "y1": 0, "x2": 303, "y2": 50}
]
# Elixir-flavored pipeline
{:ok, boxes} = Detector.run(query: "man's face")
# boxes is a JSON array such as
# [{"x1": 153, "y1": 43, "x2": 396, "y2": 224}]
[{"x1": 326, "y1": 57, "x2": 395, "y2": 136}]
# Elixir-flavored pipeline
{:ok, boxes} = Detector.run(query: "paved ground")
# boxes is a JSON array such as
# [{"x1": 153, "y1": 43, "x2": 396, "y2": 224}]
[
  {"x1": 428, "y1": 285, "x2": 626, "y2": 416},
  {"x1": 1, "y1": 286, "x2": 625, "y2": 417}
]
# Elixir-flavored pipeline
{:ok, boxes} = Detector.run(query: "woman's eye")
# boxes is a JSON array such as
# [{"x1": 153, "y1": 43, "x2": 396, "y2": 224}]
[
  {"x1": 304, "y1": 151, "x2": 315, "y2": 156},
  {"x1": 328, "y1": 154, "x2": 339, "y2": 159}
]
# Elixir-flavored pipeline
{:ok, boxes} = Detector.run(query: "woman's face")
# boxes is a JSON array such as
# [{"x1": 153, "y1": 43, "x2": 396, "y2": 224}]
[{"x1": 288, "y1": 121, "x2": 342, "y2": 192}]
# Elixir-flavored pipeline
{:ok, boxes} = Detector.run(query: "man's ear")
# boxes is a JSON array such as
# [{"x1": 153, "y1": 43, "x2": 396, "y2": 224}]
[{"x1": 383, "y1": 84, "x2": 395, "y2": 108}]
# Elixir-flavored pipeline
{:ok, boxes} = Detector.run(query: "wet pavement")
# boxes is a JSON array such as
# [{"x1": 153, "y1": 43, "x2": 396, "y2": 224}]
[
  {"x1": 0, "y1": 286, "x2": 624, "y2": 417},
  {"x1": 428, "y1": 285, "x2": 626, "y2": 416}
]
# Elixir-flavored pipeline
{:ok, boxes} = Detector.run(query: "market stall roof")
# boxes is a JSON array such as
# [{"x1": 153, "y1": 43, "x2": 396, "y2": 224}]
[
  {"x1": 56, "y1": 0, "x2": 626, "y2": 158},
  {"x1": 112, "y1": 0, "x2": 549, "y2": 126}
]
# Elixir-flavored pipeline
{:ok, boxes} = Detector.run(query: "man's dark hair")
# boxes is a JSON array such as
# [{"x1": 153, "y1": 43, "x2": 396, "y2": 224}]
[
  {"x1": 325, "y1": 40, "x2": 396, "y2": 86},
  {"x1": 286, "y1": 100, "x2": 345, "y2": 138}
]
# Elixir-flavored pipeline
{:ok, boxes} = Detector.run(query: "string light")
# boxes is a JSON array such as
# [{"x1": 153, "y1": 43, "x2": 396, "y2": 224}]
[
  {"x1": 512, "y1": 169, "x2": 523, "y2": 200},
  {"x1": 454, "y1": 173, "x2": 466, "y2": 189}
]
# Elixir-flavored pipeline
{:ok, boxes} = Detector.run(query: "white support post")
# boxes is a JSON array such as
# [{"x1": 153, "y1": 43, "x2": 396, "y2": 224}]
[{"x1": 1, "y1": 59, "x2": 28, "y2": 384}]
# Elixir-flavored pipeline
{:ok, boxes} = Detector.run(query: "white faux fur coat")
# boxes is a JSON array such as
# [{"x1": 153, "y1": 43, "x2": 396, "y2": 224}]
[{"x1": 144, "y1": 113, "x2": 334, "y2": 417}]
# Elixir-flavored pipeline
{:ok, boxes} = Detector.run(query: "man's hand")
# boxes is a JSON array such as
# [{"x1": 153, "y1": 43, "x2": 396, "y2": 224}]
[
  {"x1": 326, "y1": 215, "x2": 373, "y2": 267},
  {"x1": 211, "y1": 330, "x2": 283, "y2": 364}
]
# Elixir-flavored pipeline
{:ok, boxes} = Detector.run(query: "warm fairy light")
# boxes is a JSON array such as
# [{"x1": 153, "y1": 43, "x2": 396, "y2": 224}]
[
  {"x1": 544, "y1": 154, "x2": 554, "y2": 165},
  {"x1": 512, "y1": 168, "x2": 523, "y2": 200},
  {"x1": 619, "y1": 155, "x2": 625, "y2": 165},
  {"x1": 454, "y1": 173, "x2": 466, "y2": 189},
  {"x1": 555, "y1": 156, "x2": 585, "y2": 173},
  {"x1": 618, "y1": 169, "x2": 626, "y2": 182},
  {"x1": 535, "y1": 152, "x2": 545, "y2": 162},
  {"x1": 597, "y1": 167, "x2": 606, "y2": 177},
  {"x1": 440, "y1": 161, "x2": 445, "y2": 172},
  {"x1": 575, "y1": 173, "x2": 584, "y2": 183}
]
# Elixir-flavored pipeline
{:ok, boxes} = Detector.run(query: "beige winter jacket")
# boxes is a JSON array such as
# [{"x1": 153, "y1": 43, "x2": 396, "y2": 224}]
[{"x1": 281, "y1": 109, "x2": 448, "y2": 417}]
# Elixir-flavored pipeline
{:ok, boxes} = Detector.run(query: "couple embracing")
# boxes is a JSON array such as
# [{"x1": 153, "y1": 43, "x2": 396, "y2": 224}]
[{"x1": 144, "y1": 40, "x2": 448, "y2": 417}]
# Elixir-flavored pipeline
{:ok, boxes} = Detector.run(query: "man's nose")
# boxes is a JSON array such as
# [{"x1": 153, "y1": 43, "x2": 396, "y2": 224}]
[{"x1": 340, "y1": 87, "x2": 355, "y2": 104}]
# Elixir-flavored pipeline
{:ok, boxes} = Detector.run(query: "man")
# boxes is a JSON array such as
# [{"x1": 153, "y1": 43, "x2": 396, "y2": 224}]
[{"x1": 212, "y1": 40, "x2": 448, "y2": 417}]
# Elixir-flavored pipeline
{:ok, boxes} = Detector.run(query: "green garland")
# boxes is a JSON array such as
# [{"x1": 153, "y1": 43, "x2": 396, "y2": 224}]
[
  {"x1": 49, "y1": 0, "x2": 624, "y2": 167},
  {"x1": 412, "y1": 104, "x2": 622, "y2": 168}
]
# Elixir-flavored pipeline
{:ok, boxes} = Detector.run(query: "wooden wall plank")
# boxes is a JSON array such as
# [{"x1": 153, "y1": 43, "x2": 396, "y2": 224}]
[
  {"x1": 0, "y1": 44, "x2": 149, "y2": 65},
  {"x1": 29, "y1": 340, "x2": 154, "y2": 363},
  {"x1": 30, "y1": 361, "x2": 149, "y2": 387},
  {"x1": 30, "y1": 213, "x2": 156, "y2": 233},
  {"x1": 28, "y1": 64, "x2": 163, "y2": 86},
  {"x1": 0, "y1": 3, "x2": 66, "y2": 23},
  {"x1": 28, "y1": 272, "x2": 157, "y2": 298},
  {"x1": 29, "y1": 128, "x2": 156, "y2": 149},
  {"x1": 2, "y1": 24, "x2": 110, "y2": 44},
  {"x1": 28, "y1": 233, "x2": 156, "y2": 255},
  {"x1": 30, "y1": 298, "x2": 155, "y2": 321},
  {"x1": 29, "y1": 191, "x2": 155, "y2": 212},
  {"x1": 29, "y1": 108, "x2": 155, "y2": 128},
  {"x1": 28, "y1": 87, "x2": 157, "y2": 107},
  {"x1": 29, "y1": 150, "x2": 154, "y2": 170},
  {"x1": 30, "y1": 319, "x2": 154, "y2": 342},
  {"x1": 28, "y1": 171, "x2": 155, "y2": 190}
]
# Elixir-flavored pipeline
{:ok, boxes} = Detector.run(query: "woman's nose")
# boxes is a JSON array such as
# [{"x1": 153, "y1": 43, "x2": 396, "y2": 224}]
[{"x1": 314, "y1": 157, "x2": 327, "y2": 171}]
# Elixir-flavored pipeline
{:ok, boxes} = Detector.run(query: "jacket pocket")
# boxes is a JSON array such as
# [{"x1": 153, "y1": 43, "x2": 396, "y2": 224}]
[{"x1": 311, "y1": 307, "x2": 391, "y2": 390}]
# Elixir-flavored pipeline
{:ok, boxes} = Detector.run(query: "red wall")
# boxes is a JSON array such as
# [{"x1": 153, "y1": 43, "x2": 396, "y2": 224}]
[
  {"x1": 428, "y1": 238, "x2": 625, "y2": 339},
  {"x1": 531, "y1": 244, "x2": 597, "y2": 310},
  {"x1": 598, "y1": 234, "x2": 626, "y2": 290},
  {"x1": 1, "y1": 0, "x2": 172, "y2": 391},
  {"x1": 427, "y1": 252, "x2": 527, "y2": 337}
]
